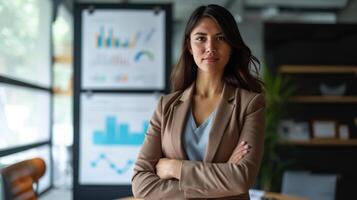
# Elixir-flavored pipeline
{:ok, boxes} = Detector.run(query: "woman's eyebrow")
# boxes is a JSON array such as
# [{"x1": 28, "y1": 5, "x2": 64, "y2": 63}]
[
  {"x1": 193, "y1": 32, "x2": 223, "y2": 36},
  {"x1": 193, "y1": 32, "x2": 207, "y2": 36}
]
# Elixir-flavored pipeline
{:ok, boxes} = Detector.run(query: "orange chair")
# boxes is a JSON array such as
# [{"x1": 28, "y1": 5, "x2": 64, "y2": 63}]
[{"x1": 0, "y1": 157, "x2": 46, "y2": 200}]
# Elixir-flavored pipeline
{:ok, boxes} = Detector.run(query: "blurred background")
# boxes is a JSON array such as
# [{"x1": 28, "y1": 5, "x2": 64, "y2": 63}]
[{"x1": 0, "y1": 0, "x2": 356, "y2": 200}]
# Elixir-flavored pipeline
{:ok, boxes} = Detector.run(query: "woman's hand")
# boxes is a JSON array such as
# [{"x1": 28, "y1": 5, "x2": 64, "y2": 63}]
[
  {"x1": 155, "y1": 142, "x2": 249, "y2": 180},
  {"x1": 156, "y1": 158, "x2": 182, "y2": 180},
  {"x1": 228, "y1": 141, "x2": 251, "y2": 164}
]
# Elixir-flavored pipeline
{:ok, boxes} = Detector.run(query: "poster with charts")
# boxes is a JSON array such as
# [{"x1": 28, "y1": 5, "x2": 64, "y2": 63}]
[
  {"x1": 81, "y1": 8, "x2": 166, "y2": 89},
  {"x1": 79, "y1": 93, "x2": 159, "y2": 184}
]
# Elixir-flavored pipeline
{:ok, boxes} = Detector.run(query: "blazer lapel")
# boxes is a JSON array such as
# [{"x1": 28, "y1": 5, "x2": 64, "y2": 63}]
[
  {"x1": 170, "y1": 84, "x2": 195, "y2": 160},
  {"x1": 204, "y1": 83, "x2": 236, "y2": 162}
]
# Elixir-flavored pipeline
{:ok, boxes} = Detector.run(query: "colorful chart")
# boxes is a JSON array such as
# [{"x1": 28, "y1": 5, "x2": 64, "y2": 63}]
[
  {"x1": 81, "y1": 9, "x2": 165, "y2": 89},
  {"x1": 79, "y1": 93, "x2": 159, "y2": 184},
  {"x1": 95, "y1": 26, "x2": 137, "y2": 49}
]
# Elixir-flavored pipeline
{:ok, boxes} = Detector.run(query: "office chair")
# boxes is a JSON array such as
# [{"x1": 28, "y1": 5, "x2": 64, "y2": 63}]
[
  {"x1": 281, "y1": 170, "x2": 338, "y2": 200},
  {"x1": 0, "y1": 157, "x2": 46, "y2": 200}
]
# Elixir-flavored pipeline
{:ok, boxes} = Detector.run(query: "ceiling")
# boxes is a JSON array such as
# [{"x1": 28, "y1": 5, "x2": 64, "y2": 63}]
[
  {"x1": 72, "y1": 0, "x2": 351, "y2": 23},
  {"x1": 74, "y1": 0, "x2": 232, "y2": 22}
]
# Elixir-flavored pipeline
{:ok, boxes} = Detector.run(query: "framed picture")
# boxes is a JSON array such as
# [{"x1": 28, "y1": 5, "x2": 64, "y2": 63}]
[
  {"x1": 278, "y1": 120, "x2": 310, "y2": 141},
  {"x1": 338, "y1": 124, "x2": 350, "y2": 139},
  {"x1": 311, "y1": 120, "x2": 338, "y2": 139}
]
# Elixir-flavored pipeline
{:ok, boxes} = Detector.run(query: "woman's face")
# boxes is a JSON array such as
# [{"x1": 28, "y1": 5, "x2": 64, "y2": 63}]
[{"x1": 189, "y1": 17, "x2": 231, "y2": 75}]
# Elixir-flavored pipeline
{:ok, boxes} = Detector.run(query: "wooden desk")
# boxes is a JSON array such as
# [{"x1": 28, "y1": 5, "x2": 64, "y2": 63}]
[{"x1": 265, "y1": 192, "x2": 308, "y2": 200}]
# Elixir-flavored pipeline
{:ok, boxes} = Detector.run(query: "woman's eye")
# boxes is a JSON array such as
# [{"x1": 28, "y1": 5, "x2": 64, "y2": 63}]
[
  {"x1": 217, "y1": 36, "x2": 225, "y2": 41},
  {"x1": 196, "y1": 37, "x2": 205, "y2": 41}
]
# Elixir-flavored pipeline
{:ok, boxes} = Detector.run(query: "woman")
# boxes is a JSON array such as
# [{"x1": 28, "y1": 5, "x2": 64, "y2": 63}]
[{"x1": 132, "y1": 4, "x2": 265, "y2": 199}]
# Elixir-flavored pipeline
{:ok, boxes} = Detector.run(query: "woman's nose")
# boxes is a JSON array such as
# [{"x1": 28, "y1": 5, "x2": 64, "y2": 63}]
[{"x1": 205, "y1": 39, "x2": 217, "y2": 53}]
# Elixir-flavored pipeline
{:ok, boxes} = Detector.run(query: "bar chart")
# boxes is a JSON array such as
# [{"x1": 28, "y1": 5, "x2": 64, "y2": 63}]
[
  {"x1": 82, "y1": 9, "x2": 165, "y2": 89},
  {"x1": 95, "y1": 26, "x2": 137, "y2": 49},
  {"x1": 79, "y1": 93, "x2": 158, "y2": 184},
  {"x1": 93, "y1": 116, "x2": 148, "y2": 145}
]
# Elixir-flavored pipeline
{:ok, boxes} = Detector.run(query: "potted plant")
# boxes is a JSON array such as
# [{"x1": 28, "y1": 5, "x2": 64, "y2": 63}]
[{"x1": 257, "y1": 64, "x2": 296, "y2": 191}]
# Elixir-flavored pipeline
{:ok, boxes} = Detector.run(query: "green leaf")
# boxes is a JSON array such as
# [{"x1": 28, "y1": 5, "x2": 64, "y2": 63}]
[{"x1": 257, "y1": 63, "x2": 296, "y2": 191}]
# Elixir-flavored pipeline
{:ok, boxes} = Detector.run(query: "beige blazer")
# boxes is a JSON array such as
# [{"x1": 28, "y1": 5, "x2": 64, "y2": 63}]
[{"x1": 132, "y1": 83, "x2": 266, "y2": 199}]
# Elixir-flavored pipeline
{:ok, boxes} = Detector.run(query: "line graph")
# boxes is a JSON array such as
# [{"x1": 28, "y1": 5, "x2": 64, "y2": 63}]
[{"x1": 91, "y1": 153, "x2": 134, "y2": 174}]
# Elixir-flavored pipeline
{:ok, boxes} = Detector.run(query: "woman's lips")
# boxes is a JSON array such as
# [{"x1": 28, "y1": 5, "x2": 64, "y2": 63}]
[{"x1": 203, "y1": 57, "x2": 219, "y2": 62}]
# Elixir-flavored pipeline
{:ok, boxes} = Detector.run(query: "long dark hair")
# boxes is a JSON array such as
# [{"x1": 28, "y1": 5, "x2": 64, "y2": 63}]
[{"x1": 171, "y1": 4, "x2": 264, "y2": 93}]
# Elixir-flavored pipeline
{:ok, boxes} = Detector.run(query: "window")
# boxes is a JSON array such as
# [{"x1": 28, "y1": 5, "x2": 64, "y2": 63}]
[
  {"x1": 0, "y1": 0, "x2": 51, "y2": 87},
  {"x1": 0, "y1": 0, "x2": 53, "y2": 194},
  {"x1": 0, "y1": 83, "x2": 50, "y2": 150}
]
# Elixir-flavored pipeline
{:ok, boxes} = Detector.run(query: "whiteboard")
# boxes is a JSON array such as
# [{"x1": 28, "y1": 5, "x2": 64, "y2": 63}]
[
  {"x1": 79, "y1": 93, "x2": 159, "y2": 184},
  {"x1": 81, "y1": 9, "x2": 166, "y2": 90}
]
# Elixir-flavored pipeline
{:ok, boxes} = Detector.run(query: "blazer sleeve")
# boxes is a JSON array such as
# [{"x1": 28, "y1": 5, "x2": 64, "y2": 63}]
[
  {"x1": 179, "y1": 93, "x2": 266, "y2": 198},
  {"x1": 131, "y1": 96, "x2": 184, "y2": 199}
]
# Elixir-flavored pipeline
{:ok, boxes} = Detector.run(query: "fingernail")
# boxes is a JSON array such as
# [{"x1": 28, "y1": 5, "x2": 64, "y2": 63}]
[{"x1": 240, "y1": 141, "x2": 245, "y2": 145}]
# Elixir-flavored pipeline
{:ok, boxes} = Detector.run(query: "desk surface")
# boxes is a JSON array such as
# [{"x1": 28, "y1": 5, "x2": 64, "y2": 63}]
[
  {"x1": 265, "y1": 192, "x2": 308, "y2": 200},
  {"x1": 119, "y1": 193, "x2": 308, "y2": 200}
]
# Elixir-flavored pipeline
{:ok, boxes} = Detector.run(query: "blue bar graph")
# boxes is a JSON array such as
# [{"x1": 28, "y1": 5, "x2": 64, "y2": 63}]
[{"x1": 93, "y1": 116, "x2": 148, "y2": 145}]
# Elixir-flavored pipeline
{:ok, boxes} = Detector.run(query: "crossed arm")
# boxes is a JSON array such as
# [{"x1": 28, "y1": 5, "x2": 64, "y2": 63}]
[
  {"x1": 132, "y1": 94, "x2": 265, "y2": 199},
  {"x1": 132, "y1": 140, "x2": 251, "y2": 199},
  {"x1": 155, "y1": 141, "x2": 251, "y2": 180}
]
